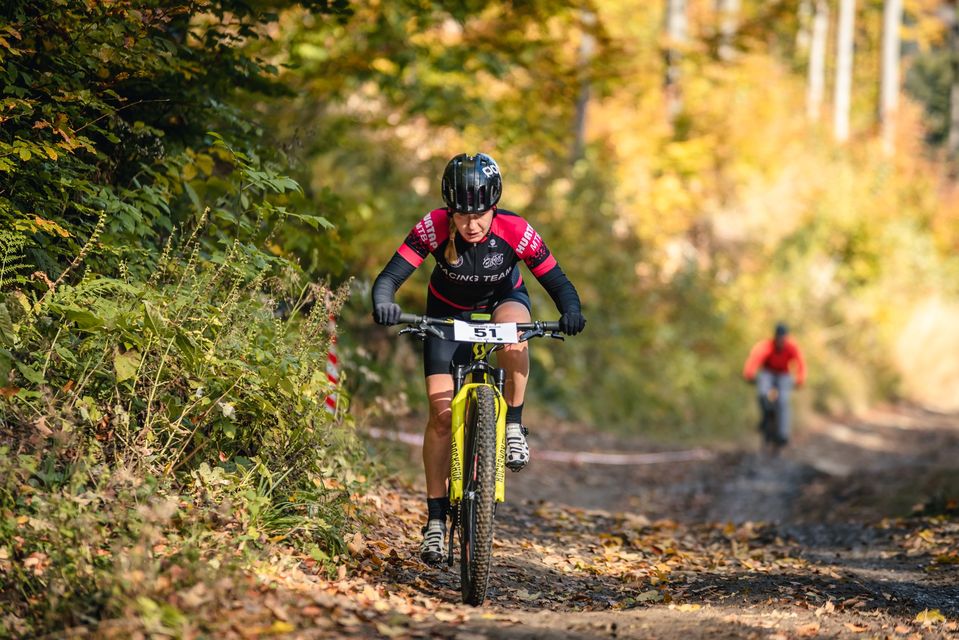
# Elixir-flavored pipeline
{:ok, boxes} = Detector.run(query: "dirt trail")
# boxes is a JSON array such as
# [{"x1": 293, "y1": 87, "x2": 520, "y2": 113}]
[{"x1": 261, "y1": 406, "x2": 959, "y2": 639}]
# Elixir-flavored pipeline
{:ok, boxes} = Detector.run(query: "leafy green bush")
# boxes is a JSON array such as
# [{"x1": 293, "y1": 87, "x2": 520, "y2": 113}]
[
  {"x1": 0, "y1": 2, "x2": 370, "y2": 634},
  {"x1": 0, "y1": 217, "x2": 362, "y2": 634}
]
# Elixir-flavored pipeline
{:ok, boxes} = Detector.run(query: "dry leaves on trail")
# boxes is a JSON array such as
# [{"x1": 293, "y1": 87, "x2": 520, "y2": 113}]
[{"x1": 89, "y1": 476, "x2": 958, "y2": 639}]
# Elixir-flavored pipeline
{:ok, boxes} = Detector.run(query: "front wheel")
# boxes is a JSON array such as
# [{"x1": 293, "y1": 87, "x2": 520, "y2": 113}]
[{"x1": 459, "y1": 384, "x2": 498, "y2": 606}]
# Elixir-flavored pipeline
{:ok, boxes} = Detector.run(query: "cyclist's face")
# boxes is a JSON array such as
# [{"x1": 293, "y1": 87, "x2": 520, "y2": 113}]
[{"x1": 452, "y1": 209, "x2": 493, "y2": 243}]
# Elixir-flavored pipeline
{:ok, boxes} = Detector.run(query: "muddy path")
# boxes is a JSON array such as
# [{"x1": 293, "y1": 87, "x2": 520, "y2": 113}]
[{"x1": 216, "y1": 406, "x2": 959, "y2": 639}]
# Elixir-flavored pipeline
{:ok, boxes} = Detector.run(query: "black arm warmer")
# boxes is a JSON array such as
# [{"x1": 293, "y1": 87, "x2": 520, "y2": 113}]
[
  {"x1": 535, "y1": 263, "x2": 582, "y2": 314},
  {"x1": 371, "y1": 253, "x2": 417, "y2": 307}
]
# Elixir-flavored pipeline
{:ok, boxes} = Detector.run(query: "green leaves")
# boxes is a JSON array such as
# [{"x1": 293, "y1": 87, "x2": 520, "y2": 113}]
[{"x1": 113, "y1": 349, "x2": 141, "y2": 383}]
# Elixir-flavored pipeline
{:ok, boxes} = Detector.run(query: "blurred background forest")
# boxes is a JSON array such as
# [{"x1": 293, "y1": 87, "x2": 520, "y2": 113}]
[
  {"x1": 3, "y1": 0, "x2": 959, "y2": 633},
  {"x1": 257, "y1": 0, "x2": 959, "y2": 437}
]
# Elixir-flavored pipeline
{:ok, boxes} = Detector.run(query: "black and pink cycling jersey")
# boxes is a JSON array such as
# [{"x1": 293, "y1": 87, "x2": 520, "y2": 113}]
[{"x1": 372, "y1": 207, "x2": 581, "y2": 315}]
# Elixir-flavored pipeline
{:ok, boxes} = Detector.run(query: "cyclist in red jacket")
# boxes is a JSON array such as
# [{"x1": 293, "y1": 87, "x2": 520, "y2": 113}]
[{"x1": 743, "y1": 323, "x2": 806, "y2": 449}]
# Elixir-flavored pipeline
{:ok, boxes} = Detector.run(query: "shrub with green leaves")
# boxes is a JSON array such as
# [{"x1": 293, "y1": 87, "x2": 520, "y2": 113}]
[{"x1": 0, "y1": 1, "x2": 368, "y2": 635}]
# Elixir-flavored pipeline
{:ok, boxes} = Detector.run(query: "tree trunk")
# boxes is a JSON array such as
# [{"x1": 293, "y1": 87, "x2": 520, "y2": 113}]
[
  {"x1": 880, "y1": 0, "x2": 903, "y2": 154},
  {"x1": 834, "y1": 0, "x2": 857, "y2": 143},
  {"x1": 807, "y1": 0, "x2": 829, "y2": 122},
  {"x1": 717, "y1": 0, "x2": 741, "y2": 61},
  {"x1": 665, "y1": 0, "x2": 687, "y2": 120},
  {"x1": 573, "y1": 11, "x2": 596, "y2": 161},
  {"x1": 796, "y1": 0, "x2": 813, "y2": 55},
  {"x1": 948, "y1": 7, "x2": 959, "y2": 159}
]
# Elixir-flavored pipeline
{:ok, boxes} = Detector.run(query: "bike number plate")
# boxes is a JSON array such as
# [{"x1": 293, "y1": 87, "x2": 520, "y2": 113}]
[{"x1": 452, "y1": 320, "x2": 518, "y2": 344}]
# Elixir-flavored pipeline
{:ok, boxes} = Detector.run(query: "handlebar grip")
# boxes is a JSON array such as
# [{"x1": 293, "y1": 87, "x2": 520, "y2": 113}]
[
  {"x1": 398, "y1": 313, "x2": 422, "y2": 325},
  {"x1": 515, "y1": 321, "x2": 562, "y2": 333}
]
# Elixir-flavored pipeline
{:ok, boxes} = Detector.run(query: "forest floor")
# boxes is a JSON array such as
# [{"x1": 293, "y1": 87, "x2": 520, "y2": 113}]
[{"x1": 96, "y1": 406, "x2": 959, "y2": 639}]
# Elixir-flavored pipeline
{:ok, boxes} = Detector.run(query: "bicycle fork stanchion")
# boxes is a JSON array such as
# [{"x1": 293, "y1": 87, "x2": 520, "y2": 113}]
[
  {"x1": 494, "y1": 368, "x2": 505, "y2": 395},
  {"x1": 447, "y1": 505, "x2": 457, "y2": 566}
]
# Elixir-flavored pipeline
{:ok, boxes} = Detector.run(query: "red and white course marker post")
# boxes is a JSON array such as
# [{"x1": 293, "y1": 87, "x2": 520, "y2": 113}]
[{"x1": 325, "y1": 314, "x2": 339, "y2": 414}]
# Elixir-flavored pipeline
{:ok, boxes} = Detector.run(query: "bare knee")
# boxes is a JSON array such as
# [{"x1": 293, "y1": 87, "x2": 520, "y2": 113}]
[{"x1": 426, "y1": 405, "x2": 452, "y2": 438}]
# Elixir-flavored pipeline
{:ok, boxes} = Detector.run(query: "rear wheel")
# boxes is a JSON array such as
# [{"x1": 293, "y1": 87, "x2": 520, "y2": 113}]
[{"x1": 459, "y1": 385, "x2": 498, "y2": 606}]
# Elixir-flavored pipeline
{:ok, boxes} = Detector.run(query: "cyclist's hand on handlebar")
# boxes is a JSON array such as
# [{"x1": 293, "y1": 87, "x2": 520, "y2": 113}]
[
  {"x1": 559, "y1": 311, "x2": 586, "y2": 336},
  {"x1": 373, "y1": 302, "x2": 402, "y2": 326}
]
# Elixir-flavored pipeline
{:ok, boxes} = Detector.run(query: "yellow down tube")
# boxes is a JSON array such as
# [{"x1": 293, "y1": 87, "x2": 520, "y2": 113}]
[{"x1": 449, "y1": 383, "x2": 508, "y2": 505}]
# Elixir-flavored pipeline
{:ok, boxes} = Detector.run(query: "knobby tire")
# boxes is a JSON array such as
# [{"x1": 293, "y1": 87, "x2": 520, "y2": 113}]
[{"x1": 459, "y1": 385, "x2": 498, "y2": 606}]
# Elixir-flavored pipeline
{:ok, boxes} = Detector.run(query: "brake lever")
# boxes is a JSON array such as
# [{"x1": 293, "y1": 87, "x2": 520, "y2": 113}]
[
  {"x1": 519, "y1": 327, "x2": 545, "y2": 343},
  {"x1": 425, "y1": 325, "x2": 446, "y2": 339},
  {"x1": 398, "y1": 327, "x2": 424, "y2": 339},
  {"x1": 548, "y1": 332, "x2": 565, "y2": 341}
]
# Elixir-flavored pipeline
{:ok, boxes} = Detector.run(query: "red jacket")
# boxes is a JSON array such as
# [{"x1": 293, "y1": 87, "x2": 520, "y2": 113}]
[{"x1": 743, "y1": 338, "x2": 806, "y2": 386}]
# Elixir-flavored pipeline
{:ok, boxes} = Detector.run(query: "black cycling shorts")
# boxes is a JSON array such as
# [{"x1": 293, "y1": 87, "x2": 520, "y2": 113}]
[{"x1": 422, "y1": 285, "x2": 531, "y2": 377}]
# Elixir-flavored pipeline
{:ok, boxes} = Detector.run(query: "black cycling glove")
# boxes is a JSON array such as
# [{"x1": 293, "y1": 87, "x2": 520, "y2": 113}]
[
  {"x1": 373, "y1": 302, "x2": 402, "y2": 326},
  {"x1": 559, "y1": 311, "x2": 586, "y2": 336}
]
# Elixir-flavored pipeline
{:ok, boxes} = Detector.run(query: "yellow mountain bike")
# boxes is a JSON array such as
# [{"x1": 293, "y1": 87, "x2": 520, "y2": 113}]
[{"x1": 397, "y1": 312, "x2": 566, "y2": 606}]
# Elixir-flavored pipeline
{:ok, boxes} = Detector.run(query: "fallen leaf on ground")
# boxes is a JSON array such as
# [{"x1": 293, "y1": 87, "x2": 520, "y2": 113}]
[
  {"x1": 636, "y1": 589, "x2": 663, "y2": 602},
  {"x1": 915, "y1": 609, "x2": 945, "y2": 626},
  {"x1": 814, "y1": 601, "x2": 835, "y2": 617}
]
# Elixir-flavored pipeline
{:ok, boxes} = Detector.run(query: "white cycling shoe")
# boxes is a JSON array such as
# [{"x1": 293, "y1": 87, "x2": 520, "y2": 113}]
[
  {"x1": 505, "y1": 423, "x2": 530, "y2": 472},
  {"x1": 420, "y1": 519, "x2": 446, "y2": 564}
]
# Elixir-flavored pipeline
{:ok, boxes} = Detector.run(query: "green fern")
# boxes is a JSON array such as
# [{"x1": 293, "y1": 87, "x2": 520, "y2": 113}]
[{"x1": 0, "y1": 229, "x2": 29, "y2": 291}]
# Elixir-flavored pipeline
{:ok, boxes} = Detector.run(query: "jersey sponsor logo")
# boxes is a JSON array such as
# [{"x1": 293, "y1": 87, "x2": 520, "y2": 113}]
[
  {"x1": 439, "y1": 264, "x2": 479, "y2": 282},
  {"x1": 531, "y1": 243, "x2": 549, "y2": 263},
  {"x1": 482, "y1": 252, "x2": 504, "y2": 270},
  {"x1": 489, "y1": 238, "x2": 497, "y2": 247},
  {"x1": 515, "y1": 223, "x2": 541, "y2": 256},
  {"x1": 449, "y1": 255, "x2": 463, "y2": 268},
  {"x1": 415, "y1": 214, "x2": 439, "y2": 250}
]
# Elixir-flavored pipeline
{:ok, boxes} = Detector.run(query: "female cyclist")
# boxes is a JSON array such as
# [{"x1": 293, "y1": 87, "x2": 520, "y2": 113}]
[{"x1": 371, "y1": 152, "x2": 586, "y2": 564}]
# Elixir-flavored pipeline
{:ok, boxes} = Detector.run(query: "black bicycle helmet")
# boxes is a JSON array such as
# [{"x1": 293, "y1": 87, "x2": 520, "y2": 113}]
[{"x1": 441, "y1": 153, "x2": 502, "y2": 213}]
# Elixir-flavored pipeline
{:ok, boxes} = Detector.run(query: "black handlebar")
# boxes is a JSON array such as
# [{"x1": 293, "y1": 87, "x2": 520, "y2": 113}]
[{"x1": 397, "y1": 313, "x2": 562, "y2": 334}]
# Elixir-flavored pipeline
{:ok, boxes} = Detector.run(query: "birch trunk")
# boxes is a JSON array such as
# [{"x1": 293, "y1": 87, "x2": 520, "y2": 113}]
[
  {"x1": 573, "y1": 11, "x2": 596, "y2": 161},
  {"x1": 807, "y1": 0, "x2": 829, "y2": 122},
  {"x1": 880, "y1": 0, "x2": 903, "y2": 154},
  {"x1": 717, "y1": 0, "x2": 740, "y2": 61},
  {"x1": 834, "y1": 0, "x2": 857, "y2": 143},
  {"x1": 948, "y1": 7, "x2": 959, "y2": 159},
  {"x1": 665, "y1": 0, "x2": 687, "y2": 119}
]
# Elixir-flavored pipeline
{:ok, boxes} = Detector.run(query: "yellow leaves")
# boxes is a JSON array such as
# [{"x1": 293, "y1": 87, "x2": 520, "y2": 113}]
[
  {"x1": 182, "y1": 151, "x2": 216, "y2": 181},
  {"x1": 30, "y1": 216, "x2": 71, "y2": 237},
  {"x1": 599, "y1": 533, "x2": 624, "y2": 552},
  {"x1": 914, "y1": 609, "x2": 946, "y2": 626},
  {"x1": 267, "y1": 621, "x2": 296, "y2": 634},
  {"x1": 370, "y1": 57, "x2": 398, "y2": 75},
  {"x1": 917, "y1": 528, "x2": 936, "y2": 543}
]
